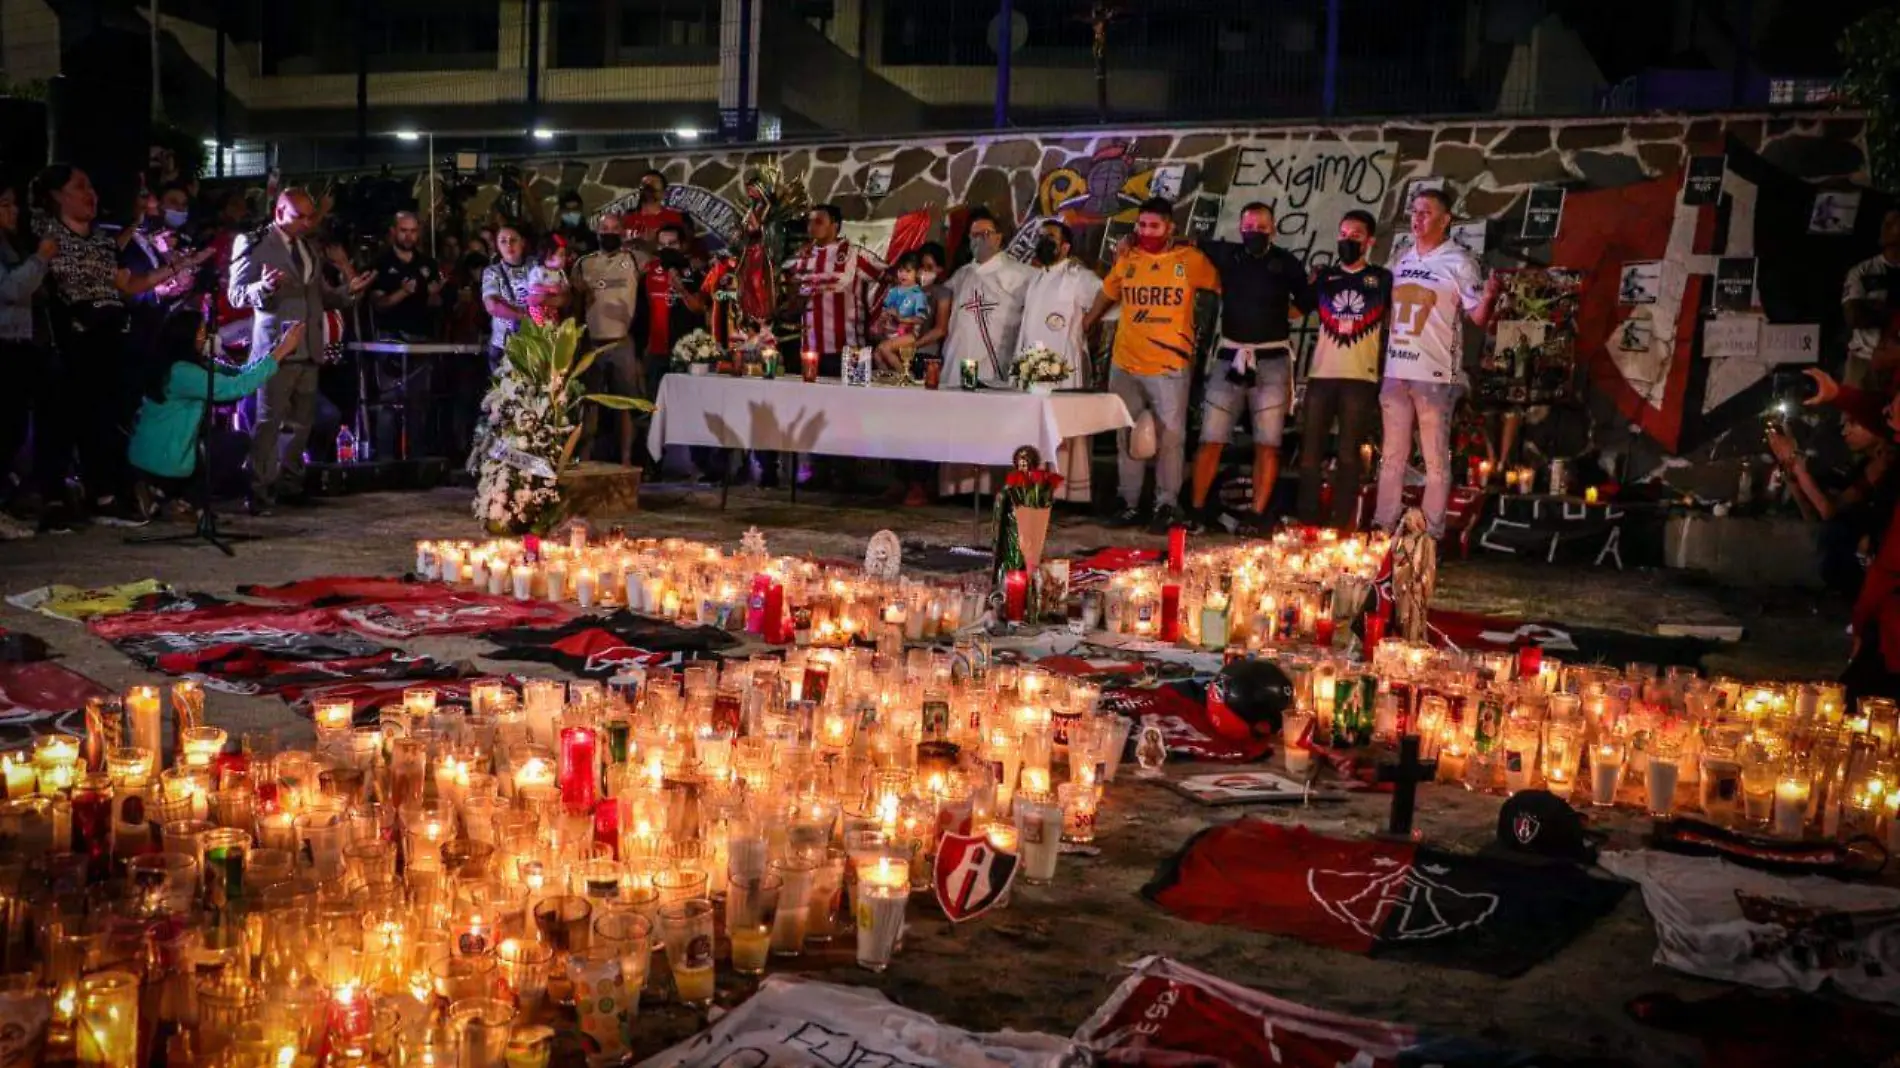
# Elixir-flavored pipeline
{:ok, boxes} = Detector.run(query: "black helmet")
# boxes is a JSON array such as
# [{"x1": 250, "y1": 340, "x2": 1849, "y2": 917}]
[{"x1": 1205, "y1": 658, "x2": 1296, "y2": 735}]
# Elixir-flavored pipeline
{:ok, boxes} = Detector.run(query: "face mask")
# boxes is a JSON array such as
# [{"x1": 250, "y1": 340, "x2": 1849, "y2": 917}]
[
  {"x1": 919, "y1": 270, "x2": 938, "y2": 287},
  {"x1": 1242, "y1": 232, "x2": 1270, "y2": 254},
  {"x1": 1136, "y1": 234, "x2": 1168, "y2": 254},
  {"x1": 971, "y1": 235, "x2": 997, "y2": 258},
  {"x1": 1033, "y1": 238, "x2": 1059, "y2": 266},
  {"x1": 1337, "y1": 238, "x2": 1365, "y2": 264},
  {"x1": 597, "y1": 233, "x2": 623, "y2": 253},
  {"x1": 164, "y1": 209, "x2": 189, "y2": 229},
  {"x1": 560, "y1": 211, "x2": 582, "y2": 227}
]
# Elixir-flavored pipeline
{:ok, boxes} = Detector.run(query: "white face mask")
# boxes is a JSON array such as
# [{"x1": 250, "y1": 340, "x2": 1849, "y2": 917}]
[{"x1": 919, "y1": 270, "x2": 938, "y2": 287}]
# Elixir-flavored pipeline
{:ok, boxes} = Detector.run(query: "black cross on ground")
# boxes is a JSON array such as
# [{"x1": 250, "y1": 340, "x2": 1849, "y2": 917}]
[{"x1": 1379, "y1": 734, "x2": 1435, "y2": 839}]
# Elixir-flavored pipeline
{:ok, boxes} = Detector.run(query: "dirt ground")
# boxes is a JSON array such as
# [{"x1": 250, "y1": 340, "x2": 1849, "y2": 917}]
[{"x1": 0, "y1": 483, "x2": 1859, "y2": 1065}]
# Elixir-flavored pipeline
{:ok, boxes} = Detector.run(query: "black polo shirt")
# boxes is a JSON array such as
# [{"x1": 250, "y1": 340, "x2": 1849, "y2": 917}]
[{"x1": 1204, "y1": 240, "x2": 1313, "y2": 346}]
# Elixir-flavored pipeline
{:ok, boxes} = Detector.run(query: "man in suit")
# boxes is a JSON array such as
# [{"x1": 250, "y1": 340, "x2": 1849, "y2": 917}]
[{"x1": 228, "y1": 188, "x2": 371, "y2": 512}]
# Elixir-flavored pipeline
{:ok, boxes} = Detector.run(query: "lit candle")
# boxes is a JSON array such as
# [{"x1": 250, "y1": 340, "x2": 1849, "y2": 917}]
[
  {"x1": 576, "y1": 567, "x2": 598, "y2": 609},
  {"x1": 35, "y1": 735, "x2": 79, "y2": 795},
  {"x1": 1590, "y1": 744, "x2": 1621, "y2": 807},
  {"x1": 0, "y1": 751, "x2": 35, "y2": 799},
  {"x1": 984, "y1": 821, "x2": 1019, "y2": 855},
  {"x1": 1584, "y1": 486, "x2": 1600, "y2": 505},
  {"x1": 513, "y1": 756, "x2": 556, "y2": 797},
  {"x1": 125, "y1": 686, "x2": 161, "y2": 761},
  {"x1": 1773, "y1": 774, "x2": 1811, "y2": 838},
  {"x1": 512, "y1": 563, "x2": 534, "y2": 601},
  {"x1": 313, "y1": 697, "x2": 354, "y2": 733},
  {"x1": 558, "y1": 726, "x2": 599, "y2": 814}
]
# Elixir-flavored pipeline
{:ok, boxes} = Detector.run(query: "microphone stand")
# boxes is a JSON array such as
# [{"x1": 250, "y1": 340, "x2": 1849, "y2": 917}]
[{"x1": 131, "y1": 294, "x2": 264, "y2": 555}]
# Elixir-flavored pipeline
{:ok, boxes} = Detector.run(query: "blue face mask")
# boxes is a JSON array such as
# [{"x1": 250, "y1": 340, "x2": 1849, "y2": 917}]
[{"x1": 164, "y1": 209, "x2": 190, "y2": 229}]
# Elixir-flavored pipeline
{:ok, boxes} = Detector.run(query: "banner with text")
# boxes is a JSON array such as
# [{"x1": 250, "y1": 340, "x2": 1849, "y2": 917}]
[{"x1": 1215, "y1": 138, "x2": 1397, "y2": 270}]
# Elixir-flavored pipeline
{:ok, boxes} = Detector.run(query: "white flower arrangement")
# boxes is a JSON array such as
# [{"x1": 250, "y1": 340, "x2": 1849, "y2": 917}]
[
  {"x1": 1013, "y1": 343, "x2": 1074, "y2": 388},
  {"x1": 469, "y1": 322, "x2": 650, "y2": 534},
  {"x1": 671, "y1": 329, "x2": 723, "y2": 369}
]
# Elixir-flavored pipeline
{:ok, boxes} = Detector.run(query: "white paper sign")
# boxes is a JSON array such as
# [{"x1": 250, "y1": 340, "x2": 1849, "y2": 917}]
[
  {"x1": 1450, "y1": 220, "x2": 1488, "y2": 256},
  {"x1": 1217, "y1": 138, "x2": 1397, "y2": 270},
  {"x1": 1618, "y1": 261, "x2": 1661, "y2": 305},
  {"x1": 1761, "y1": 323, "x2": 1821, "y2": 364},
  {"x1": 1808, "y1": 190, "x2": 1861, "y2": 235},
  {"x1": 1703, "y1": 315, "x2": 1762, "y2": 362}
]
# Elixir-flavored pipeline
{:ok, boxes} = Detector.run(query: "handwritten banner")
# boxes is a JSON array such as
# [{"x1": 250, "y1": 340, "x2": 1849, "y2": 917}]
[{"x1": 1216, "y1": 138, "x2": 1397, "y2": 270}]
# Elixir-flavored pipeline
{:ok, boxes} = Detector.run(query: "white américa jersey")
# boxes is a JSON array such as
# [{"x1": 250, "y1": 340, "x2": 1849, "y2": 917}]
[{"x1": 1385, "y1": 240, "x2": 1485, "y2": 385}]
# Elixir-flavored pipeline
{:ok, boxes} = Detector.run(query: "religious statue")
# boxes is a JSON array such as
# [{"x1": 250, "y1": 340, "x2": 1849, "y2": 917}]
[
  {"x1": 1391, "y1": 508, "x2": 1438, "y2": 643},
  {"x1": 864, "y1": 530, "x2": 903, "y2": 582}
]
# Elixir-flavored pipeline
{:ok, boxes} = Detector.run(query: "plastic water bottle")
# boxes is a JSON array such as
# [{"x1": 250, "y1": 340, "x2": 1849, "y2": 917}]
[{"x1": 336, "y1": 425, "x2": 357, "y2": 464}]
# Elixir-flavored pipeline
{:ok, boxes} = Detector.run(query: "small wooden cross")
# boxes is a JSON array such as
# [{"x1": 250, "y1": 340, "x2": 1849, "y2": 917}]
[{"x1": 1380, "y1": 734, "x2": 1435, "y2": 839}]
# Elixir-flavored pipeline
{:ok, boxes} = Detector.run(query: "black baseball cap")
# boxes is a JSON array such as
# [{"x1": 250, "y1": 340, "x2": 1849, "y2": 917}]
[{"x1": 1496, "y1": 789, "x2": 1604, "y2": 864}]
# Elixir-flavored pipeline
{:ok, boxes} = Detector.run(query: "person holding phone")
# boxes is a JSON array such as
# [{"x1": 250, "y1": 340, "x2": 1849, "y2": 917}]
[{"x1": 228, "y1": 188, "x2": 372, "y2": 514}]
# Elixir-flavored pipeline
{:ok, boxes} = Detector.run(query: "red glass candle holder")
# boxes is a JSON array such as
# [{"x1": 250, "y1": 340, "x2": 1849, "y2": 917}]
[{"x1": 557, "y1": 726, "x2": 599, "y2": 815}]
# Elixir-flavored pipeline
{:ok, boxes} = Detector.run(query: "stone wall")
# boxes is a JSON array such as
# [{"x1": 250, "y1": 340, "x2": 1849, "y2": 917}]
[{"x1": 469, "y1": 112, "x2": 1868, "y2": 260}]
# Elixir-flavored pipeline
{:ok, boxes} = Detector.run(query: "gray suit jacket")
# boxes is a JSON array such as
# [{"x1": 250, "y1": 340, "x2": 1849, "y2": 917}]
[{"x1": 227, "y1": 226, "x2": 354, "y2": 362}]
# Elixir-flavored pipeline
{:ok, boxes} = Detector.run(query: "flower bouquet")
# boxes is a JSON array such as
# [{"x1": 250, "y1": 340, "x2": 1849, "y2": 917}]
[
  {"x1": 469, "y1": 321, "x2": 651, "y2": 535},
  {"x1": 998, "y1": 465, "x2": 1064, "y2": 571},
  {"x1": 671, "y1": 329, "x2": 723, "y2": 375},
  {"x1": 1012, "y1": 343, "x2": 1073, "y2": 395}
]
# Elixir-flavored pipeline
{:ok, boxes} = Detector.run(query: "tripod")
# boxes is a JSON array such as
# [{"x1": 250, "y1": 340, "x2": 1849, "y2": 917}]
[{"x1": 131, "y1": 300, "x2": 264, "y2": 556}]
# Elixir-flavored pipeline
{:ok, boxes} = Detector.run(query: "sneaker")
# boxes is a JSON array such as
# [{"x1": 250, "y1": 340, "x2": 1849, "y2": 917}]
[
  {"x1": 0, "y1": 514, "x2": 32, "y2": 540},
  {"x1": 1148, "y1": 502, "x2": 1187, "y2": 534},
  {"x1": 93, "y1": 498, "x2": 151, "y2": 528},
  {"x1": 244, "y1": 494, "x2": 275, "y2": 518},
  {"x1": 1106, "y1": 503, "x2": 1146, "y2": 528}
]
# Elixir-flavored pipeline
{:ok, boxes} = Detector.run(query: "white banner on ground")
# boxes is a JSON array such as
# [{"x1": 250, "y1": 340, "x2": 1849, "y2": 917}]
[
  {"x1": 1599, "y1": 850, "x2": 1900, "y2": 1006},
  {"x1": 634, "y1": 976, "x2": 1083, "y2": 1068}
]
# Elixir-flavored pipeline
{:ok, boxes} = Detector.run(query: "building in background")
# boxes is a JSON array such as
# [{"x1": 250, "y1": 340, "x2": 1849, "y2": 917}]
[{"x1": 0, "y1": 0, "x2": 1880, "y2": 175}]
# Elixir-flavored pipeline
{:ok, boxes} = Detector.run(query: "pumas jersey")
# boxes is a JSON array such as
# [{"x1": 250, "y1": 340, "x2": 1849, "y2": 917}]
[{"x1": 1386, "y1": 241, "x2": 1484, "y2": 384}]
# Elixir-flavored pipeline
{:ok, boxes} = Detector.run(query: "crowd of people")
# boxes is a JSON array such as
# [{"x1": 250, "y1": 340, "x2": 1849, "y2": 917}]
[{"x1": 0, "y1": 157, "x2": 1516, "y2": 542}]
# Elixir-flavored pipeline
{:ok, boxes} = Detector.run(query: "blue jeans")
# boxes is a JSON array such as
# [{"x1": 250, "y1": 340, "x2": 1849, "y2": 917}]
[{"x1": 1374, "y1": 378, "x2": 1463, "y2": 537}]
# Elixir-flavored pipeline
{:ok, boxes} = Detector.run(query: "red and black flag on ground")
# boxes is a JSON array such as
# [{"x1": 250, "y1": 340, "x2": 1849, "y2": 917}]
[
  {"x1": 479, "y1": 610, "x2": 739, "y2": 678},
  {"x1": 1079, "y1": 956, "x2": 1602, "y2": 1068},
  {"x1": 240, "y1": 576, "x2": 578, "y2": 638},
  {"x1": 1143, "y1": 821, "x2": 1626, "y2": 977}
]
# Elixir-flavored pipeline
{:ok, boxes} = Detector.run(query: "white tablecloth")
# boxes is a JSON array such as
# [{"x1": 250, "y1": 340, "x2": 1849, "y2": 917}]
[{"x1": 647, "y1": 376, "x2": 1132, "y2": 466}]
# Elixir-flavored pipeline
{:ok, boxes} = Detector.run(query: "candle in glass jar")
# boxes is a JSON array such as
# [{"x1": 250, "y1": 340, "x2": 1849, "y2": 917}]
[
  {"x1": 1590, "y1": 744, "x2": 1621, "y2": 807},
  {"x1": 35, "y1": 735, "x2": 79, "y2": 795},
  {"x1": 576, "y1": 568, "x2": 598, "y2": 609},
  {"x1": 1160, "y1": 584, "x2": 1181, "y2": 642},
  {"x1": 1, "y1": 751, "x2": 35, "y2": 799},
  {"x1": 125, "y1": 686, "x2": 161, "y2": 760},
  {"x1": 1773, "y1": 775, "x2": 1811, "y2": 837},
  {"x1": 1584, "y1": 486, "x2": 1600, "y2": 505},
  {"x1": 558, "y1": 726, "x2": 599, "y2": 814},
  {"x1": 514, "y1": 757, "x2": 556, "y2": 797},
  {"x1": 511, "y1": 563, "x2": 534, "y2": 601},
  {"x1": 1644, "y1": 751, "x2": 1680, "y2": 816},
  {"x1": 313, "y1": 697, "x2": 354, "y2": 733}
]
